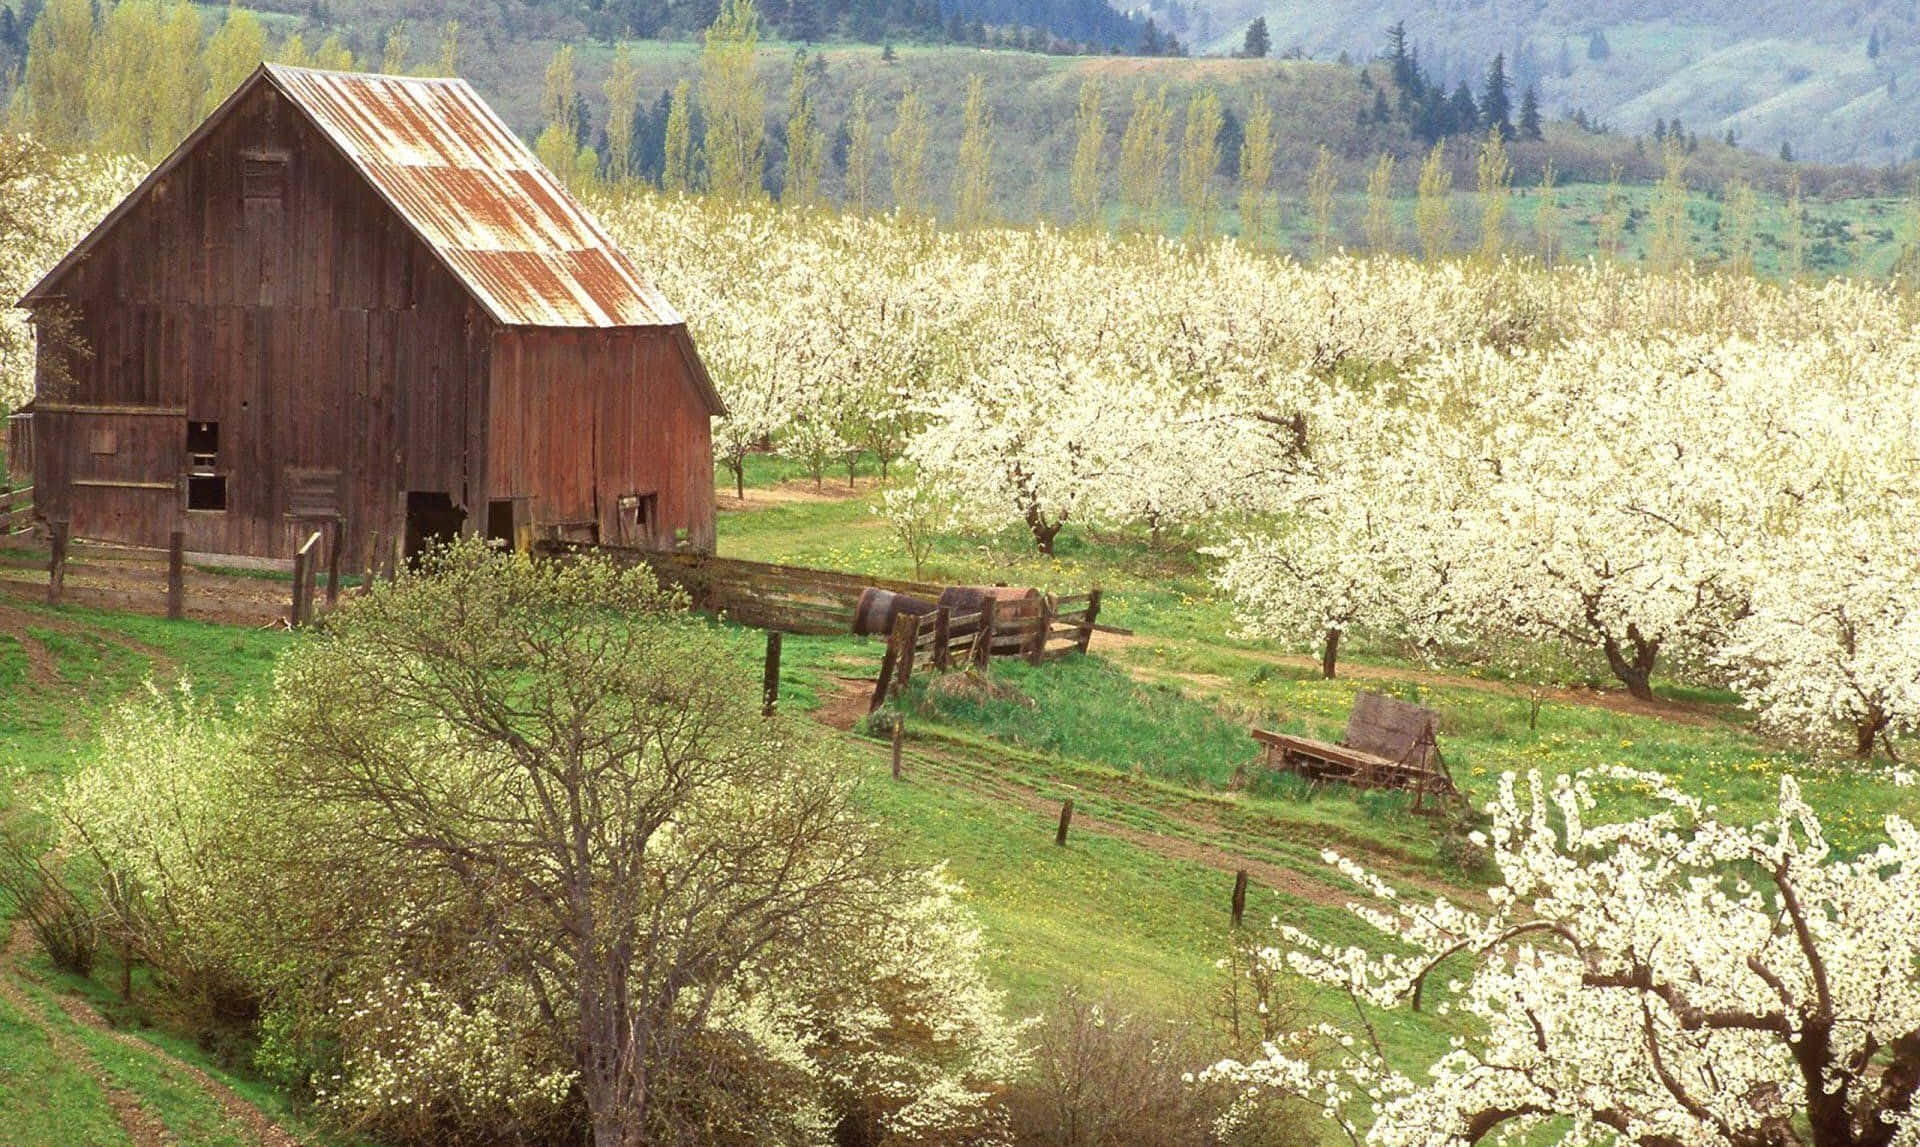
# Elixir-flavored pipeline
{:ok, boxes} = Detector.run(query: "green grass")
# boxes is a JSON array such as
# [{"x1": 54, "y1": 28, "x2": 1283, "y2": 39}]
[{"x1": 0, "y1": 991, "x2": 129, "y2": 1147}]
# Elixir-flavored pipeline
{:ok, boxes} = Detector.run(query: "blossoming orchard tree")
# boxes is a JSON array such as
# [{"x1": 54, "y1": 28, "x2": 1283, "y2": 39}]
[{"x1": 1211, "y1": 768, "x2": 1920, "y2": 1147}]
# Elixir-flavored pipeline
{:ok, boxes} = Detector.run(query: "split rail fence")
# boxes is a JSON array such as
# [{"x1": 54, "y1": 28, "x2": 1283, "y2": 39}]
[{"x1": 868, "y1": 589, "x2": 1102, "y2": 711}]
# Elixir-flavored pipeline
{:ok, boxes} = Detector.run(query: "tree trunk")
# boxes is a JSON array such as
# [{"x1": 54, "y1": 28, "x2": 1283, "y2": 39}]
[
  {"x1": 1025, "y1": 501, "x2": 1062, "y2": 554},
  {"x1": 1856, "y1": 707, "x2": 1890, "y2": 760},
  {"x1": 1599, "y1": 624, "x2": 1659, "y2": 702},
  {"x1": 1321, "y1": 627, "x2": 1341, "y2": 679},
  {"x1": 731, "y1": 459, "x2": 745, "y2": 501}
]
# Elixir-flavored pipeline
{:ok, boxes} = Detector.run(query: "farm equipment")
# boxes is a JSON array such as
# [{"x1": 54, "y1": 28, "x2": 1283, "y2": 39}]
[{"x1": 1251, "y1": 691, "x2": 1458, "y2": 802}]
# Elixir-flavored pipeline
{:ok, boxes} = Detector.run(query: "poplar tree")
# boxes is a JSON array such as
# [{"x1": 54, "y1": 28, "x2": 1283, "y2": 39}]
[
  {"x1": 203, "y1": 6, "x2": 267, "y2": 116},
  {"x1": 1724, "y1": 178, "x2": 1757, "y2": 276},
  {"x1": 1783, "y1": 171, "x2": 1807, "y2": 280},
  {"x1": 1117, "y1": 85, "x2": 1170, "y2": 230},
  {"x1": 1236, "y1": 92, "x2": 1275, "y2": 247},
  {"x1": 700, "y1": 0, "x2": 766, "y2": 201},
  {"x1": 1069, "y1": 78, "x2": 1104, "y2": 230},
  {"x1": 150, "y1": 2, "x2": 207, "y2": 159},
  {"x1": 1649, "y1": 136, "x2": 1690, "y2": 271},
  {"x1": 380, "y1": 21, "x2": 411, "y2": 75},
  {"x1": 1306, "y1": 144, "x2": 1337, "y2": 259},
  {"x1": 1533, "y1": 159, "x2": 1561, "y2": 266},
  {"x1": 953, "y1": 72, "x2": 994, "y2": 229},
  {"x1": 663, "y1": 79, "x2": 694, "y2": 192},
  {"x1": 88, "y1": 0, "x2": 162, "y2": 159},
  {"x1": 1177, "y1": 88, "x2": 1222, "y2": 242},
  {"x1": 1597, "y1": 165, "x2": 1626, "y2": 262},
  {"x1": 1476, "y1": 126, "x2": 1511, "y2": 261},
  {"x1": 784, "y1": 52, "x2": 826, "y2": 209},
  {"x1": 1363, "y1": 153, "x2": 1396, "y2": 254},
  {"x1": 887, "y1": 83, "x2": 928, "y2": 216},
  {"x1": 435, "y1": 20, "x2": 460, "y2": 75},
  {"x1": 844, "y1": 87, "x2": 875, "y2": 213},
  {"x1": 14, "y1": 0, "x2": 93, "y2": 149},
  {"x1": 278, "y1": 32, "x2": 310, "y2": 67},
  {"x1": 1414, "y1": 140, "x2": 1454, "y2": 261},
  {"x1": 542, "y1": 45, "x2": 578, "y2": 140},
  {"x1": 604, "y1": 44, "x2": 641, "y2": 183},
  {"x1": 311, "y1": 34, "x2": 353, "y2": 71}
]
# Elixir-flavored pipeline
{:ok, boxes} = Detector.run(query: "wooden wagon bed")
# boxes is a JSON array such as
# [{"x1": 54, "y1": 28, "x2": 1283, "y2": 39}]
[{"x1": 1252, "y1": 692, "x2": 1458, "y2": 800}]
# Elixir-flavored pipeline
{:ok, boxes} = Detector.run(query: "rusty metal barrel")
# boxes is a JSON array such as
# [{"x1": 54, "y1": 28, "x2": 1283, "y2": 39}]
[
  {"x1": 851, "y1": 587, "x2": 938, "y2": 636},
  {"x1": 938, "y1": 585, "x2": 1041, "y2": 651}
]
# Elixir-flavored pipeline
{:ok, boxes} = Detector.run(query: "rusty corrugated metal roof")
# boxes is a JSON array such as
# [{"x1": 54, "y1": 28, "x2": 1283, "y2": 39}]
[{"x1": 265, "y1": 65, "x2": 681, "y2": 328}]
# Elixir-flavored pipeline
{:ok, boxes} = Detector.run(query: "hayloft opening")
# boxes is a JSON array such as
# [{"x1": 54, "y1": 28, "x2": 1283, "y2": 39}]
[{"x1": 186, "y1": 421, "x2": 225, "y2": 511}]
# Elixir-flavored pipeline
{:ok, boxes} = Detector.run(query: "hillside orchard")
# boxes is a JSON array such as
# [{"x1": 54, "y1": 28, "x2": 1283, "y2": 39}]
[{"x1": 596, "y1": 191, "x2": 1920, "y2": 758}]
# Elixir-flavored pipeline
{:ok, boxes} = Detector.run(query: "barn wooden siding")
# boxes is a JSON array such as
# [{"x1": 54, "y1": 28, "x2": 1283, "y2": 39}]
[
  {"x1": 22, "y1": 66, "x2": 720, "y2": 570},
  {"x1": 490, "y1": 328, "x2": 717, "y2": 553}
]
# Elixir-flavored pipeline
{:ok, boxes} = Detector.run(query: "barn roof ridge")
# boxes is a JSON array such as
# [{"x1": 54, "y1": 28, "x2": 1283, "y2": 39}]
[{"x1": 21, "y1": 66, "x2": 721, "y2": 418}]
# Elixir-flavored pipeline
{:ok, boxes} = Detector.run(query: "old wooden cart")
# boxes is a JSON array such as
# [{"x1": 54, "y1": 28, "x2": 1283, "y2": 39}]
[{"x1": 1251, "y1": 691, "x2": 1458, "y2": 801}]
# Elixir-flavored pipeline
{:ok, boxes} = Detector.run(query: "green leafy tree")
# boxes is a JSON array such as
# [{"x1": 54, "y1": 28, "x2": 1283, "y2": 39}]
[
  {"x1": 12, "y1": 0, "x2": 94, "y2": 149},
  {"x1": 203, "y1": 6, "x2": 267, "y2": 116},
  {"x1": 1649, "y1": 136, "x2": 1690, "y2": 271},
  {"x1": 887, "y1": 83, "x2": 928, "y2": 216},
  {"x1": 1236, "y1": 92, "x2": 1275, "y2": 247},
  {"x1": 663, "y1": 78, "x2": 694, "y2": 192},
  {"x1": 1476, "y1": 126, "x2": 1512, "y2": 261},
  {"x1": 1724, "y1": 177, "x2": 1758, "y2": 276},
  {"x1": 1533, "y1": 159, "x2": 1561, "y2": 266},
  {"x1": 542, "y1": 44, "x2": 578, "y2": 142},
  {"x1": 783, "y1": 51, "x2": 826, "y2": 208},
  {"x1": 604, "y1": 44, "x2": 641, "y2": 183},
  {"x1": 1177, "y1": 88, "x2": 1222, "y2": 242},
  {"x1": 434, "y1": 19, "x2": 460, "y2": 74},
  {"x1": 1307, "y1": 143, "x2": 1338, "y2": 259},
  {"x1": 700, "y1": 0, "x2": 766, "y2": 201},
  {"x1": 1117, "y1": 85, "x2": 1170, "y2": 230},
  {"x1": 1069, "y1": 79, "x2": 1104, "y2": 229},
  {"x1": 310, "y1": 33, "x2": 353, "y2": 71},
  {"x1": 379, "y1": 20, "x2": 410, "y2": 75},
  {"x1": 1363, "y1": 152, "x2": 1396, "y2": 254},
  {"x1": 954, "y1": 72, "x2": 995, "y2": 229},
  {"x1": 844, "y1": 87, "x2": 876, "y2": 212},
  {"x1": 277, "y1": 32, "x2": 309, "y2": 67},
  {"x1": 1414, "y1": 140, "x2": 1454, "y2": 261}
]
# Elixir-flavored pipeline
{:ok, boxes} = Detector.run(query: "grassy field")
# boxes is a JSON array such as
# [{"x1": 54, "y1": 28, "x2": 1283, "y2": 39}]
[{"x1": 0, "y1": 458, "x2": 1914, "y2": 1140}]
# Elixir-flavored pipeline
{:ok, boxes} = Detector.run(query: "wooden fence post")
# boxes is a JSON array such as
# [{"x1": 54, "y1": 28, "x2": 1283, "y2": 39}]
[
  {"x1": 762, "y1": 630, "x2": 783, "y2": 716},
  {"x1": 869, "y1": 635, "x2": 899, "y2": 713},
  {"x1": 889, "y1": 611, "x2": 918, "y2": 697},
  {"x1": 973, "y1": 598, "x2": 996, "y2": 671},
  {"x1": 1077, "y1": 587, "x2": 1103, "y2": 654},
  {"x1": 291, "y1": 531, "x2": 321, "y2": 627},
  {"x1": 325, "y1": 518, "x2": 343, "y2": 608},
  {"x1": 891, "y1": 715, "x2": 904, "y2": 781},
  {"x1": 1028, "y1": 595, "x2": 1052, "y2": 666},
  {"x1": 46, "y1": 519, "x2": 68, "y2": 605},
  {"x1": 1231, "y1": 869, "x2": 1249, "y2": 928},
  {"x1": 932, "y1": 607, "x2": 951, "y2": 672},
  {"x1": 1055, "y1": 798, "x2": 1074, "y2": 847},
  {"x1": 166, "y1": 530, "x2": 184, "y2": 620}
]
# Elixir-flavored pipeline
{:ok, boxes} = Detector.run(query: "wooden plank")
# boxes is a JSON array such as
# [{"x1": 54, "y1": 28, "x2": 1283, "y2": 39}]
[
  {"x1": 166, "y1": 529, "x2": 184, "y2": 620},
  {"x1": 1077, "y1": 588, "x2": 1102, "y2": 654},
  {"x1": 33, "y1": 403, "x2": 187, "y2": 416}
]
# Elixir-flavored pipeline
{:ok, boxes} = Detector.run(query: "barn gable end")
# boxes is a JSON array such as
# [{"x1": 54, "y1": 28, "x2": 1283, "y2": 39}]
[{"x1": 20, "y1": 65, "x2": 718, "y2": 568}]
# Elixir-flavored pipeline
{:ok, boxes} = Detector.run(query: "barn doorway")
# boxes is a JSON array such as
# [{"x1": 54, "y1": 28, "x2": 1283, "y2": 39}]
[{"x1": 404, "y1": 492, "x2": 464, "y2": 565}]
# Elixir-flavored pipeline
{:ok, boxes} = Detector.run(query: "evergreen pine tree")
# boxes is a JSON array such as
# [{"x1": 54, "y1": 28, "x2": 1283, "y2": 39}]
[
  {"x1": 1518, "y1": 85, "x2": 1543, "y2": 140},
  {"x1": 1481, "y1": 52, "x2": 1513, "y2": 138},
  {"x1": 1448, "y1": 81, "x2": 1478, "y2": 136},
  {"x1": 1242, "y1": 17, "x2": 1269, "y2": 58}
]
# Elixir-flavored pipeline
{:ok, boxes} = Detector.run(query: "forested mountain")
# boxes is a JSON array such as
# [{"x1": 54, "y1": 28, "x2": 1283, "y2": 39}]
[{"x1": 1198, "y1": 0, "x2": 1920, "y2": 164}]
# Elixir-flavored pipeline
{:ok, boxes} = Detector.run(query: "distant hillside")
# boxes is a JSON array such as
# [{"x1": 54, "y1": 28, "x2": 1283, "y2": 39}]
[{"x1": 1194, "y1": 1, "x2": 1920, "y2": 165}]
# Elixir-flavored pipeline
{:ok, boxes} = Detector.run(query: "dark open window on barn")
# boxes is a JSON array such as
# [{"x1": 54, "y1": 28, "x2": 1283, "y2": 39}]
[
  {"x1": 242, "y1": 154, "x2": 288, "y2": 201},
  {"x1": 618, "y1": 492, "x2": 658, "y2": 545},
  {"x1": 186, "y1": 421, "x2": 225, "y2": 511}
]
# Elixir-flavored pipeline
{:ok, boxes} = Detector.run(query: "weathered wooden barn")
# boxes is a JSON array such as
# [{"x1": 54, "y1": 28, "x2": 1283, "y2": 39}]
[{"x1": 16, "y1": 64, "x2": 722, "y2": 569}]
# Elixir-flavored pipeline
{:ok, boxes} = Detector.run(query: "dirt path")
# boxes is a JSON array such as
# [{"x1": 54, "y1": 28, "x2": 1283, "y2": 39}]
[
  {"x1": 1, "y1": 917, "x2": 306, "y2": 1147},
  {"x1": 0, "y1": 920, "x2": 174, "y2": 1147}
]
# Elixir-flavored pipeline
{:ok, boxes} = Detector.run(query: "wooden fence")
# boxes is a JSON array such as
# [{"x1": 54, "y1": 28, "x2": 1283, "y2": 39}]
[
  {"x1": 869, "y1": 589, "x2": 1102, "y2": 711},
  {"x1": 0, "y1": 485, "x2": 32, "y2": 537},
  {"x1": 539, "y1": 542, "x2": 950, "y2": 635}
]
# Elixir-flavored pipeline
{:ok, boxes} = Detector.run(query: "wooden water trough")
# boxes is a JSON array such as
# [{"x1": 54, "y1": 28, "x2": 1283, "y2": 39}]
[{"x1": 1251, "y1": 691, "x2": 1458, "y2": 801}]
